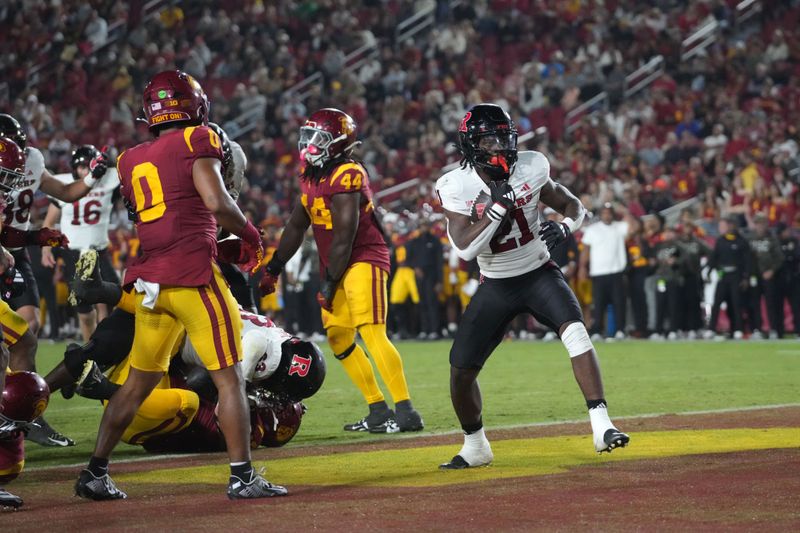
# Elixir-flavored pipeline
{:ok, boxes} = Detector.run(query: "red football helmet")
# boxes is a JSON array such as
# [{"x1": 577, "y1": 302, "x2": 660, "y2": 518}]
[
  {"x1": 0, "y1": 137, "x2": 27, "y2": 199},
  {"x1": 248, "y1": 388, "x2": 304, "y2": 448},
  {"x1": 1, "y1": 371, "x2": 50, "y2": 432},
  {"x1": 298, "y1": 108, "x2": 359, "y2": 167},
  {"x1": 142, "y1": 70, "x2": 209, "y2": 131}
]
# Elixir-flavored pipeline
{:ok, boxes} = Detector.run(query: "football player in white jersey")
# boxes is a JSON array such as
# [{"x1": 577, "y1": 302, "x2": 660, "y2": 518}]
[
  {"x1": 435, "y1": 104, "x2": 629, "y2": 469},
  {"x1": 41, "y1": 145, "x2": 121, "y2": 342},
  {"x1": 0, "y1": 116, "x2": 108, "y2": 448},
  {"x1": 0, "y1": 115, "x2": 109, "y2": 343}
]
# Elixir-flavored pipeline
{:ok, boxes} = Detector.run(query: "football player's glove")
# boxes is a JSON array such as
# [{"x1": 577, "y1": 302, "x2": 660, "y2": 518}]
[
  {"x1": 33, "y1": 228, "x2": 70, "y2": 248},
  {"x1": 89, "y1": 148, "x2": 110, "y2": 178},
  {"x1": 316, "y1": 270, "x2": 337, "y2": 312},
  {"x1": 487, "y1": 180, "x2": 516, "y2": 220},
  {"x1": 259, "y1": 256, "x2": 285, "y2": 296},
  {"x1": 538, "y1": 220, "x2": 570, "y2": 251},
  {"x1": 237, "y1": 221, "x2": 264, "y2": 274},
  {"x1": 217, "y1": 239, "x2": 249, "y2": 265}
]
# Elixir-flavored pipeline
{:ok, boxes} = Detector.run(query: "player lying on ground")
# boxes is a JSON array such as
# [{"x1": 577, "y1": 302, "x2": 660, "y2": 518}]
[
  {"x1": 0, "y1": 138, "x2": 75, "y2": 448},
  {"x1": 0, "y1": 370, "x2": 51, "y2": 510},
  {"x1": 435, "y1": 104, "x2": 629, "y2": 469},
  {"x1": 46, "y1": 249, "x2": 324, "y2": 453}
]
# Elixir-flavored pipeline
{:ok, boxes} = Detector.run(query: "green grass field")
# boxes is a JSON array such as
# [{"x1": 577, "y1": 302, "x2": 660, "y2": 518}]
[{"x1": 25, "y1": 339, "x2": 800, "y2": 469}]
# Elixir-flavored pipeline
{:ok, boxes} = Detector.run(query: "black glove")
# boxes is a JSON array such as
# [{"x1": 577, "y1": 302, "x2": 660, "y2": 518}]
[
  {"x1": 89, "y1": 148, "x2": 111, "y2": 180},
  {"x1": 538, "y1": 220, "x2": 570, "y2": 251},
  {"x1": 317, "y1": 269, "x2": 337, "y2": 312},
  {"x1": 487, "y1": 180, "x2": 516, "y2": 220}
]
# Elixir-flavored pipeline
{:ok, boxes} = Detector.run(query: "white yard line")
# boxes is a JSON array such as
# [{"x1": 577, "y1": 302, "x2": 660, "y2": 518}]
[{"x1": 28, "y1": 402, "x2": 800, "y2": 472}]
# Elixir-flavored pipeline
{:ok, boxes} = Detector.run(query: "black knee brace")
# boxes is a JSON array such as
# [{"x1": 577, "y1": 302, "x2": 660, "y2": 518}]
[
  {"x1": 87, "y1": 309, "x2": 136, "y2": 370},
  {"x1": 334, "y1": 343, "x2": 357, "y2": 360}
]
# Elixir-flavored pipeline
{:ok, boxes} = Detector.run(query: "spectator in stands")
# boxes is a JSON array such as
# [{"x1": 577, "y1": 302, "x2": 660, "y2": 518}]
[{"x1": 580, "y1": 203, "x2": 630, "y2": 340}]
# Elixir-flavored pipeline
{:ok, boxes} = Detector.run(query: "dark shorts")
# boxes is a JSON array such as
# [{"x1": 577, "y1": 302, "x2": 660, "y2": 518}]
[
  {"x1": 449, "y1": 261, "x2": 583, "y2": 369},
  {"x1": 219, "y1": 262, "x2": 256, "y2": 311},
  {"x1": 8, "y1": 249, "x2": 38, "y2": 310},
  {"x1": 61, "y1": 248, "x2": 119, "y2": 313}
]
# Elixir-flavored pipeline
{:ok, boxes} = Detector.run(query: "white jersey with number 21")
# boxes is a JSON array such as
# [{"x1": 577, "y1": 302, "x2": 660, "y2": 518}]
[{"x1": 436, "y1": 150, "x2": 552, "y2": 279}]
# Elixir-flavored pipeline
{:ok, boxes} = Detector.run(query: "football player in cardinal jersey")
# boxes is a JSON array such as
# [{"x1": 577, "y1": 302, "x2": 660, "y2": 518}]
[
  {"x1": 41, "y1": 145, "x2": 121, "y2": 342},
  {"x1": 260, "y1": 108, "x2": 424, "y2": 434},
  {"x1": 73, "y1": 70, "x2": 286, "y2": 501},
  {"x1": 435, "y1": 104, "x2": 629, "y2": 469}
]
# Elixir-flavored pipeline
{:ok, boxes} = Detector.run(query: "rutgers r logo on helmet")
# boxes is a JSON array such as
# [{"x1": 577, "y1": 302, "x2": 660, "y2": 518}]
[
  {"x1": 457, "y1": 103, "x2": 519, "y2": 181},
  {"x1": 288, "y1": 354, "x2": 313, "y2": 378}
]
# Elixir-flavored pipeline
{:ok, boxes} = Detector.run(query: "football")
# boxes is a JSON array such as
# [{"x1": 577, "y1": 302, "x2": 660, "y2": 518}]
[{"x1": 469, "y1": 190, "x2": 492, "y2": 222}]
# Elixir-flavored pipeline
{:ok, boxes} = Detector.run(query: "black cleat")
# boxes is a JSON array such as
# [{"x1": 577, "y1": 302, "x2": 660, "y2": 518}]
[
  {"x1": 344, "y1": 406, "x2": 395, "y2": 433},
  {"x1": 227, "y1": 474, "x2": 288, "y2": 499},
  {"x1": 24, "y1": 417, "x2": 75, "y2": 447},
  {"x1": 75, "y1": 469, "x2": 127, "y2": 500},
  {"x1": 75, "y1": 360, "x2": 114, "y2": 401},
  {"x1": 0, "y1": 488, "x2": 23, "y2": 510},
  {"x1": 392, "y1": 407, "x2": 424, "y2": 433},
  {"x1": 439, "y1": 455, "x2": 471, "y2": 470},
  {"x1": 68, "y1": 249, "x2": 99, "y2": 306},
  {"x1": 596, "y1": 428, "x2": 630, "y2": 453}
]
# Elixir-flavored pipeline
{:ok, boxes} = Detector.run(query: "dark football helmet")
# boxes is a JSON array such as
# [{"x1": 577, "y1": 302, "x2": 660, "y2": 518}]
[
  {"x1": 298, "y1": 108, "x2": 359, "y2": 167},
  {"x1": 0, "y1": 371, "x2": 50, "y2": 434},
  {"x1": 252, "y1": 392, "x2": 304, "y2": 448},
  {"x1": 207, "y1": 122, "x2": 233, "y2": 173},
  {"x1": 142, "y1": 70, "x2": 209, "y2": 131},
  {"x1": 0, "y1": 137, "x2": 27, "y2": 199},
  {"x1": 70, "y1": 145, "x2": 100, "y2": 174},
  {"x1": 0, "y1": 114, "x2": 26, "y2": 149},
  {"x1": 457, "y1": 103, "x2": 518, "y2": 181},
  {"x1": 261, "y1": 338, "x2": 326, "y2": 401}
]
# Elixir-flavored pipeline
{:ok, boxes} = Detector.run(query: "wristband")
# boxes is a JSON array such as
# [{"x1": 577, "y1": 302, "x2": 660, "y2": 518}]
[
  {"x1": 487, "y1": 203, "x2": 507, "y2": 221},
  {"x1": 236, "y1": 220, "x2": 261, "y2": 246},
  {"x1": 562, "y1": 214, "x2": 584, "y2": 233},
  {"x1": 83, "y1": 175, "x2": 99, "y2": 188}
]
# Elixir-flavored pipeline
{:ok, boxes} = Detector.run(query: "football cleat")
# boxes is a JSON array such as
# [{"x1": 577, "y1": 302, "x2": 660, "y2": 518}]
[
  {"x1": 75, "y1": 469, "x2": 127, "y2": 501},
  {"x1": 0, "y1": 488, "x2": 23, "y2": 509},
  {"x1": 75, "y1": 360, "x2": 111, "y2": 401},
  {"x1": 227, "y1": 473, "x2": 288, "y2": 500},
  {"x1": 391, "y1": 407, "x2": 424, "y2": 433},
  {"x1": 344, "y1": 408, "x2": 395, "y2": 433},
  {"x1": 68, "y1": 249, "x2": 99, "y2": 306},
  {"x1": 24, "y1": 417, "x2": 75, "y2": 447},
  {"x1": 595, "y1": 428, "x2": 630, "y2": 453},
  {"x1": 439, "y1": 451, "x2": 493, "y2": 470}
]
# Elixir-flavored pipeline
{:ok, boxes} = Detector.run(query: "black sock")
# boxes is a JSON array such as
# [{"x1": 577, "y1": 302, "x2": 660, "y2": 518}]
[
  {"x1": 88, "y1": 456, "x2": 109, "y2": 477},
  {"x1": 395, "y1": 399, "x2": 413, "y2": 412},
  {"x1": 587, "y1": 398, "x2": 607, "y2": 410},
  {"x1": 230, "y1": 461, "x2": 254, "y2": 481},
  {"x1": 462, "y1": 419, "x2": 483, "y2": 435},
  {"x1": 368, "y1": 400, "x2": 390, "y2": 414}
]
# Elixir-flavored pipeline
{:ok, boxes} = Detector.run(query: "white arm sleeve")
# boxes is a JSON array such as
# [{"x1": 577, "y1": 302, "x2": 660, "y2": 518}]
[{"x1": 447, "y1": 217, "x2": 502, "y2": 261}]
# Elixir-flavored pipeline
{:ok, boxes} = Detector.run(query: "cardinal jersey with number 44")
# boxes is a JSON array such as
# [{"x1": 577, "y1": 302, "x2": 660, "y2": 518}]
[
  {"x1": 435, "y1": 150, "x2": 551, "y2": 279},
  {"x1": 117, "y1": 125, "x2": 224, "y2": 287},
  {"x1": 300, "y1": 161, "x2": 390, "y2": 274}
]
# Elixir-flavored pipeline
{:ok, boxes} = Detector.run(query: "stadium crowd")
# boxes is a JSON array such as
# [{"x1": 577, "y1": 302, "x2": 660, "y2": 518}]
[{"x1": 1, "y1": 0, "x2": 800, "y2": 341}]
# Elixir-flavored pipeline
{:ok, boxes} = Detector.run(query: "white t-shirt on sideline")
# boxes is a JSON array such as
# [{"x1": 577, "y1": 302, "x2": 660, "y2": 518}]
[{"x1": 581, "y1": 220, "x2": 629, "y2": 276}]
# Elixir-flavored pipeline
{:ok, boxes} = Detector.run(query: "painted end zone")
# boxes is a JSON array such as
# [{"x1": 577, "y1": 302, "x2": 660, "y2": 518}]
[
  {"x1": 3, "y1": 407, "x2": 799, "y2": 531},
  {"x1": 116, "y1": 428, "x2": 800, "y2": 487}
]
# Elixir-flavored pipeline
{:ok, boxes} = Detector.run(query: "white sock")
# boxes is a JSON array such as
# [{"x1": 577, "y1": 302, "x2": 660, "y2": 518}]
[
  {"x1": 588, "y1": 404, "x2": 615, "y2": 436},
  {"x1": 458, "y1": 427, "x2": 493, "y2": 465}
]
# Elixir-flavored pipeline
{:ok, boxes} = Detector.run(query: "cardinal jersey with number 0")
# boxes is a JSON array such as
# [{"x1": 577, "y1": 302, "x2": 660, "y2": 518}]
[
  {"x1": 300, "y1": 161, "x2": 390, "y2": 274},
  {"x1": 117, "y1": 125, "x2": 224, "y2": 287},
  {"x1": 51, "y1": 169, "x2": 118, "y2": 251},
  {"x1": 435, "y1": 150, "x2": 551, "y2": 279}
]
